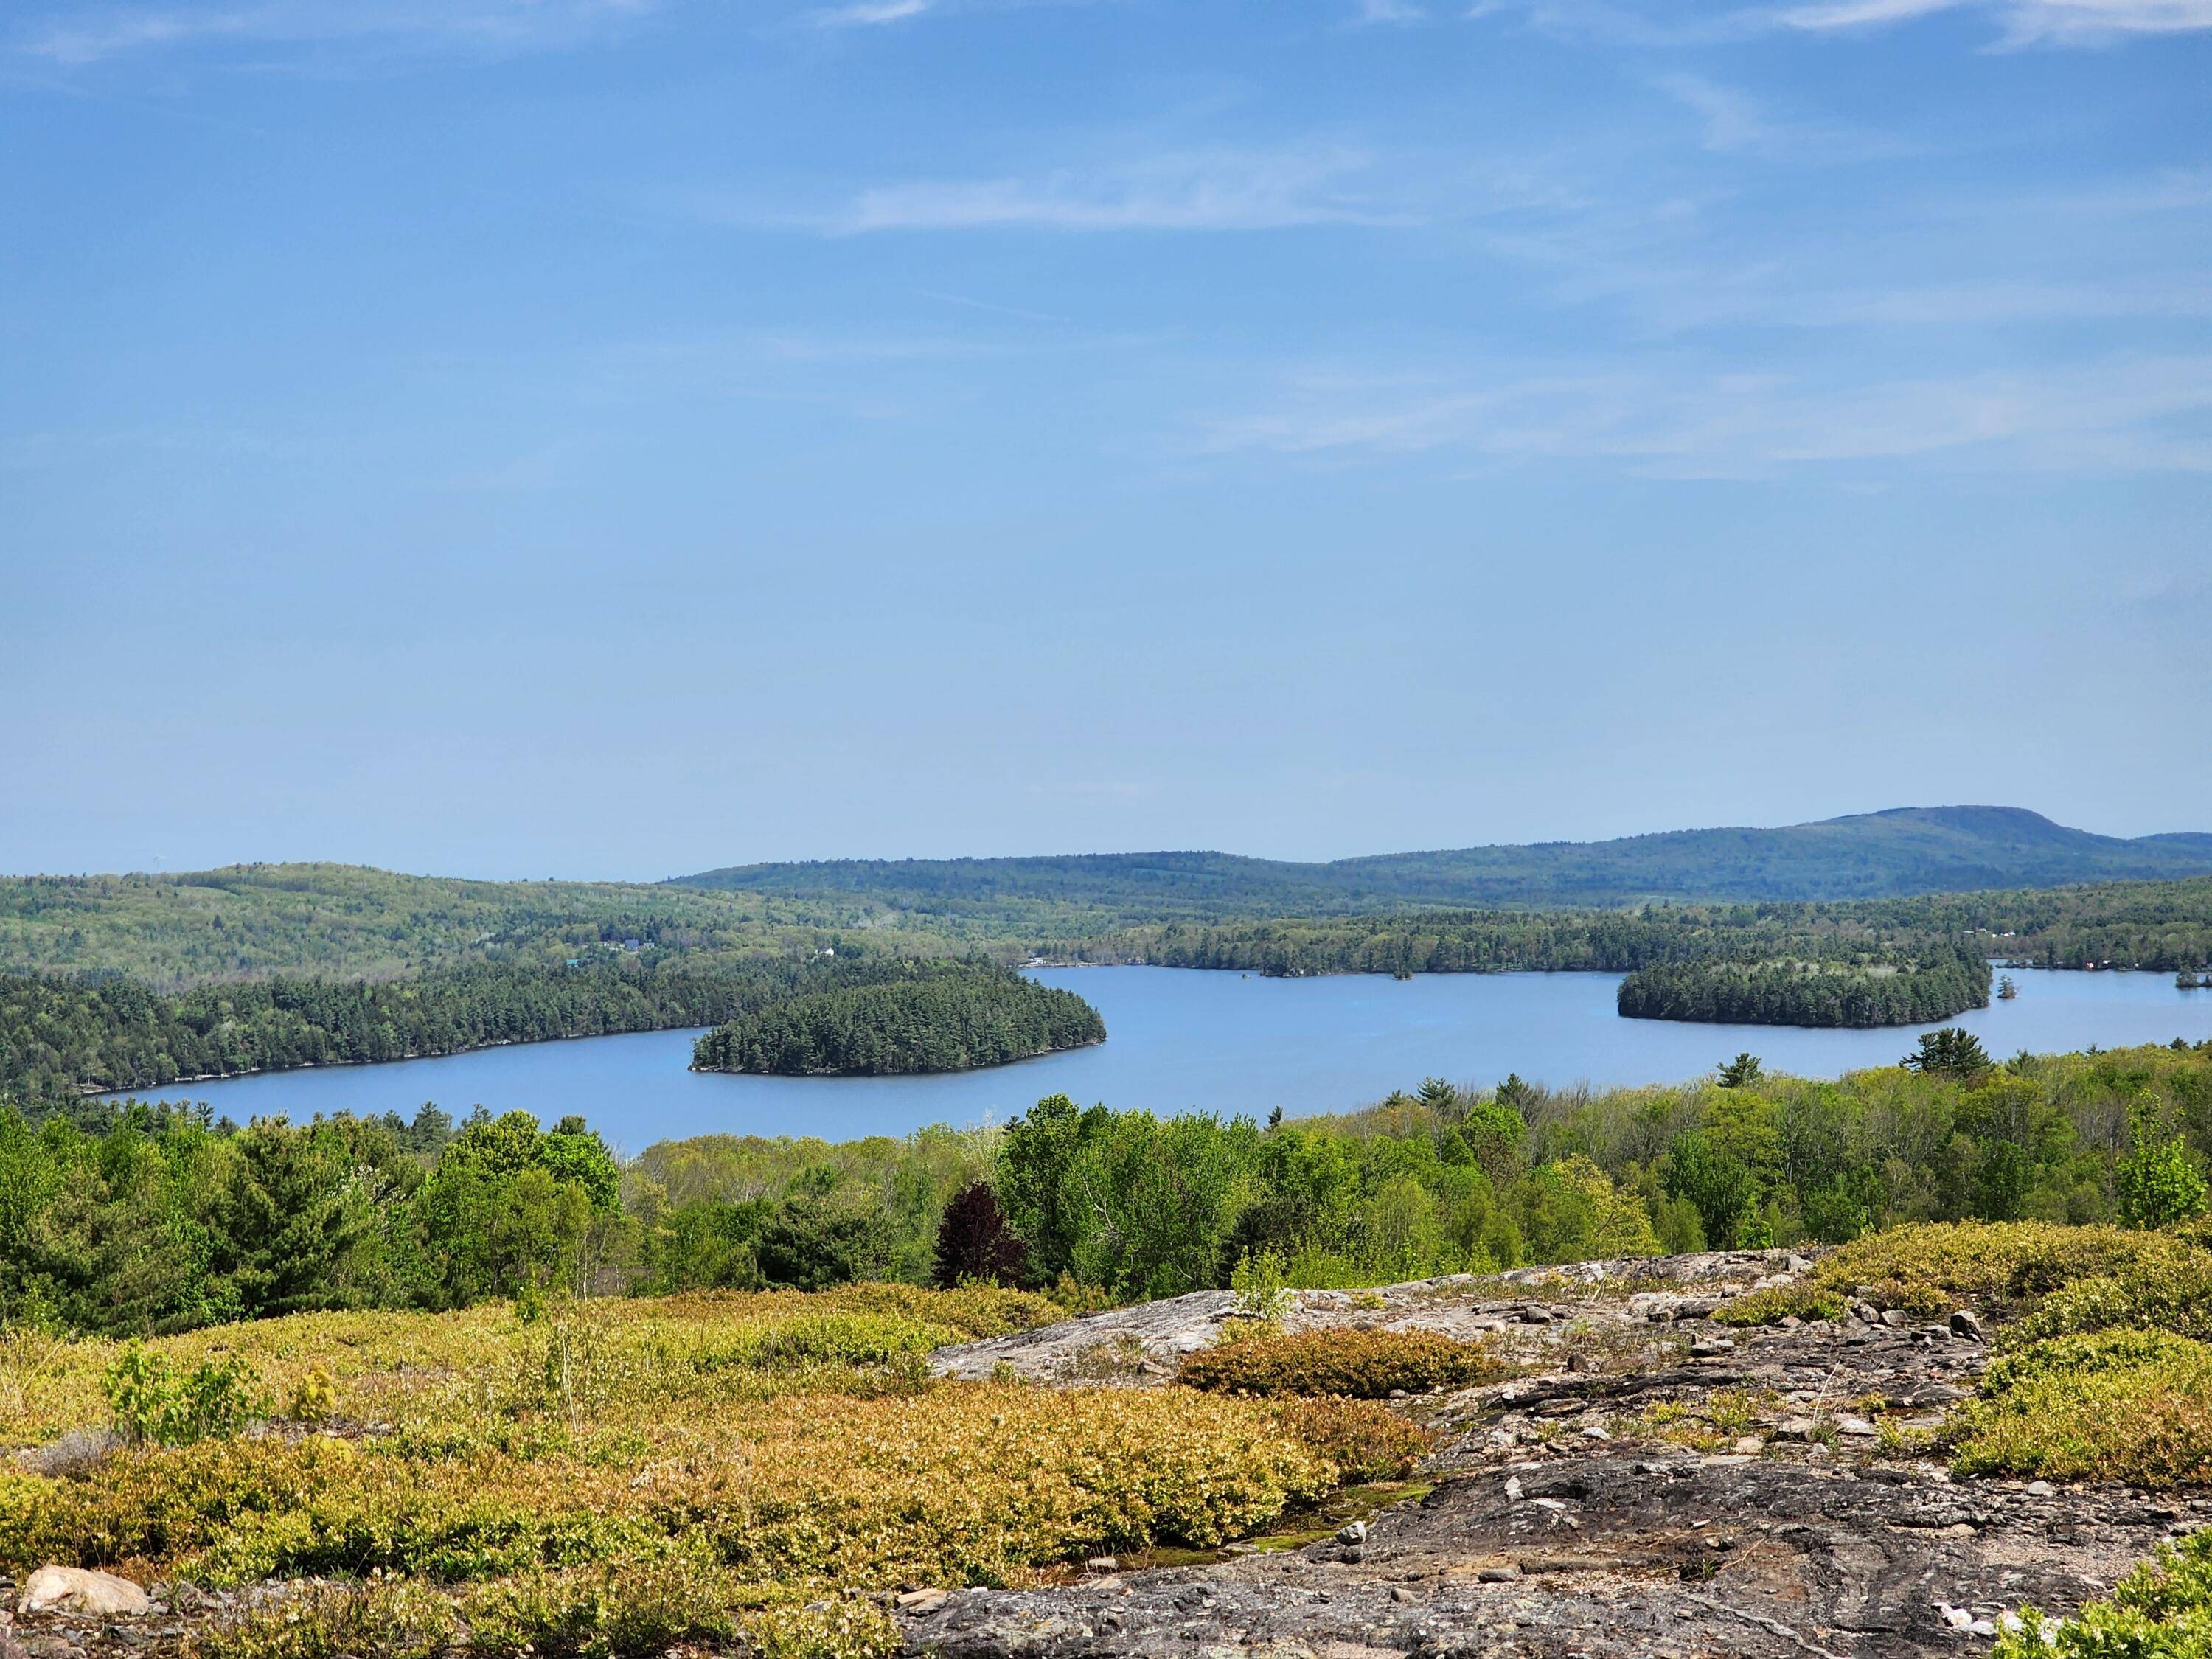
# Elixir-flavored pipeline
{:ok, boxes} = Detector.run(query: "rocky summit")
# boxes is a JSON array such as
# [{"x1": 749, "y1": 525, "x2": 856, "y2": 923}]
[{"x1": 913, "y1": 1250, "x2": 2188, "y2": 1659}]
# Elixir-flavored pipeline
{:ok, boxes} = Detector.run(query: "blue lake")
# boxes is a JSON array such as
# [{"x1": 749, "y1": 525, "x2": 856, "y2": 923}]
[{"x1": 111, "y1": 966, "x2": 2212, "y2": 1155}]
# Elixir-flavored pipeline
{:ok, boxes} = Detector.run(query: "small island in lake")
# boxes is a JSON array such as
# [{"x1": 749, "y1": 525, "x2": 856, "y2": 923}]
[
  {"x1": 1616, "y1": 946, "x2": 1990, "y2": 1029},
  {"x1": 691, "y1": 961, "x2": 1105, "y2": 1077}
]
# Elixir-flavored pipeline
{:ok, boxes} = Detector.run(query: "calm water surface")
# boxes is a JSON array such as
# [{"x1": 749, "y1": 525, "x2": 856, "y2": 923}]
[{"x1": 111, "y1": 967, "x2": 2212, "y2": 1154}]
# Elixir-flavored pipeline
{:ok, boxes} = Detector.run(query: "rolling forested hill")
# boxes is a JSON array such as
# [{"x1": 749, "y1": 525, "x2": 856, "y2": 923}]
[{"x1": 673, "y1": 807, "x2": 2212, "y2": 919}]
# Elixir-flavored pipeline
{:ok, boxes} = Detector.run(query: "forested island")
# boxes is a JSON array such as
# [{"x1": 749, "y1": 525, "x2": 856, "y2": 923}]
[
  {"x1": 1615, "y1": 947, "x2": 1992, "y2": 1028},
  {"x1": 0, "y1": 953, "x2": 1037, "y2": 1104},
  {"x1": 692, "y1": 961, "x2": 1105, "y2": 1076}
]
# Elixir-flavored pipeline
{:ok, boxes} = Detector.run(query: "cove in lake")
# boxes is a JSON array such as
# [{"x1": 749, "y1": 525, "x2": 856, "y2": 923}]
[{"x1": 108, "y1": 966, "x2": 2212, "y2": 1154}]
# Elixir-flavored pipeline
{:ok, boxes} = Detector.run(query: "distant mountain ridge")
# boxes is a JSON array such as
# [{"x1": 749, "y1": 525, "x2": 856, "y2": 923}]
[{"x1": 672, "y1": 807, "x2": 2212, "y2": 917}]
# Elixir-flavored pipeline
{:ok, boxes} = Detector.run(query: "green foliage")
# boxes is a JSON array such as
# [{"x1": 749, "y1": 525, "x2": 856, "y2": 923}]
[
  {"x1": 1619, "y1": 948, "x2": 1989, "y2": 1029},
  {"x1": 692, "y1": 962, "x2": 1102, "y2": 1077},
  {"x1": 0, "y1": 959, "x2": 863, "y2": 1105},
  {"x1": 754, "y1": 1197, "x2": 897, "y2": 1291},
  {"x1": 1994, "y1": 1527, "x2": 2212, "y2": 1658},
  {"x1": 0, "y1": 863, "x2": 943, "y2": 988},
  {"x1": 998, "y1": 1097, "x2": 1263, "y2": 1300},
  {"x1": 1229, "y1": 1248, "x2": 1295, "y2": 1324},
  {"x1": 105, "y1": 1340, "x2": 261, "y2": 1445},
  {"x1": 2118, "y1": 1100, "x2": 2209, "y2": 1228},
  {"x1": 1664, "y1": 1130, "x2": 1759, "y2": 1250},
  {"x1": 1178, "y1": 1327, "x2": 1506, "y2": 1397},
  {"x1": 415, "y1": 1112, "x2": 627, "y2": 1306},
  {"x1": 1904, "y1": 1026, "x2": 1994, "y2": 1079},
  {"x1": 1711, "y1": 1284, "x2": 1845, "y2": 1326},
  {"x1": 1717, "y1": 1052, "x2": 1764, "y2": 1088}
]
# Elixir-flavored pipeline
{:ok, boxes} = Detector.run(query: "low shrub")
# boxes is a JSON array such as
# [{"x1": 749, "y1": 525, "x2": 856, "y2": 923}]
[
  {"x1": 1804, "y1": 1222, "x2": 2191, "y2": 1317},
  {"x1": 1953, "y1": 1329, "x2": 2212, "y2": 1486},
  {"x1": 748, "y1": 1599, "x2": 900, "y2": 1659},
  {"x1": 1177, "y1": 1326, "x2": 1505, "y2": 1398},
  {"x1": 698, "y1": 1312, "x2": 957, "y2": 1371},
  {"x1": 1994, "y1": 1528, "x2": 2212, "y2": 1658},
  {"x1": 1264, "y1": 1396, "x2": 1433, "y2": 1481},
  {"x1": 105, "y1": 1343, "x2": 262, "y2": 1447},
  {"x1": 2006, "y1": 1255, "x2": 2212, "y2": 1346},
  {"x1": 1712, "y1": 1285, "x2": 1846, "y2": 1326},
  {"x1": 9, "y1": 1383, "x2": 1339, "y2": 1590}
]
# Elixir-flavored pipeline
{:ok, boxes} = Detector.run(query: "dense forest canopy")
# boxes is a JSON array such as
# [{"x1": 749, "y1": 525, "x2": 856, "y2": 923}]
[
  {"x1": 692, "y1": 962, "x2": 1105, "y2": 1077},
  {"x1": 8, "y1": 1037, "x2": 2210, "y2": 1334},
  {"x1": 0, "y1": 864, "x2": 962, "y2": 987},
  {"x1": 675, "y1": 807, "x2": 2212, "y2": 917},
  {"x1": 0, "y1": 954, "x2": 990, "y2": 1105},
  {"x1": 1, "y1": 836, "x2": 2208, "y2": 1105},
  {"x1": 1615, "y1": 947, "x2": 1992, "y2": 1028},
  {"x1": 6, "y1": 827, "x2": 2211, "y2": 1005},
  {"x1": 1069, "y1": 880, "x2": 2212, "y2": 978}
]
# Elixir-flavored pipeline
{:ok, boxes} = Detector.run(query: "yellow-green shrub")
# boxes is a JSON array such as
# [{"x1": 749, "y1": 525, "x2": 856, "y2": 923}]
[
  {"x1": 1994, "y1": 1528, "x2": 2212, "y2": 1658},
  {"x1": 1713, "y1": 1285, "x2": 1846, "y2": 1326},
  {"x1": 1807, "y1": 1222, "x2": 2191, "y2": 1316},
  {"x1": 16, "y1": 1384, "x2": 1336, "y2": 1591},
  {"x1": 1264, "y1": 1396, "x2": 1433, "y2": 1481},
  {"x1": 1178, "y1": 1327, "x2": 1504, "y2": 1398},
  {"x1": 1954, "y1": 1329, "x2": 2212, "y2": 1486}
]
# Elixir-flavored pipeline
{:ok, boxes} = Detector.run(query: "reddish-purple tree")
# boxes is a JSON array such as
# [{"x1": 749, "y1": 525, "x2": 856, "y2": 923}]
[{"x1": 932, "y1": 1182, "x2": 1030, "y2": 1288}]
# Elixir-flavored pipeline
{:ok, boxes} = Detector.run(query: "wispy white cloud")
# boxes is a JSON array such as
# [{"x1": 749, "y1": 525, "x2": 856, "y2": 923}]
[
  {"x1": 1352, "y1": 0, "x2": 1428, "y2": 23},
  {"x1": 1470, "y1": 0, "x2": 2212, "y2": 44},
  {"x1": 1777, "y1": 0, "x2": 2212, "y2": 41},
  {"x1": 1646, "y1": 72, "x2": 1916, "y2": 159},
  {"x1": 15, "y1": 0, "x2": 653, "y2": 66},
  {"x1": 804, "y1": 0, "x2": 931, "y2": 27},
  {"x1": 675, "y1": 147, "x2": 1415, "y2": 234},
  {"x1": 1200, "y1": 354, "x2": 2212, "y2": 476}
]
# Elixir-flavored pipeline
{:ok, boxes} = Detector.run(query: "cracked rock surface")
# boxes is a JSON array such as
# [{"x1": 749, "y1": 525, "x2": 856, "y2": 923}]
[{"x1": 911, "y1": 1250, "x2": 2194, "y2": 1658}]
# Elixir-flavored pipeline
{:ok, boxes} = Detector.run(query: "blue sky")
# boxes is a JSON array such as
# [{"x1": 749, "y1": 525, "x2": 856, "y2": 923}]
[{"x1": 3, "y1": 0, "x2": 2207, "y2": 879}]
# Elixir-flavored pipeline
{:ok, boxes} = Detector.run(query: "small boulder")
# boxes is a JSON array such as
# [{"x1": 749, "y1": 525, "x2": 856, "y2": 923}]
[
  {"x1": 1879, "y1": 1308, "x2": 1912, "y2": 1328},
  {"x1": 1837, "y1": 1416, "x2": 1879, "y2": 1438},
  {"x1": 1336, "y1": 1520, "x2": 1368, "y2": 1545},
  {"x1": 1950, "y1": 1310, "x2": 1983, "y2": 1341},
  {"x1": 18, "y1": 1568, "x2": 152, "y2": 1618},
  {"x1": 1691, "y1": 1337, "x2": 1736, "y2": 1357},
  {"x1": 1503, "y1": 1475, "x2": 1524, "y2": 1502},
  {"x1": 894, "y1": 1588, "x2": 948, "y2": 1614},
  {"x1": 1733, "y1": 1436, "x2": 1765, "y2": 1455},
  {"x1": 2026, "y1": 1481, "x2": 2055, "y2": 1498},
  {"x1": 1477, "y1": 1565, "x2": 1520, "y2": 1583},
  {"x1": 1773, "y1": 1417, "x2": 1818, "y2": 1441}
]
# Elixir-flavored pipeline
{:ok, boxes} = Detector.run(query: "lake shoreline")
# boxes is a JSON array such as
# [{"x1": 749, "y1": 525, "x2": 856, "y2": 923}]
[{"x1": 91, "y1": 966, "x2": 2212, "y2": 1147}]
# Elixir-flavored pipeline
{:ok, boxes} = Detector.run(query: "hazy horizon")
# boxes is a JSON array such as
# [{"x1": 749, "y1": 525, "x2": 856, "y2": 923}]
[{"x1": 10, "y1": 802, "x2": 2210, "y2": 888}]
